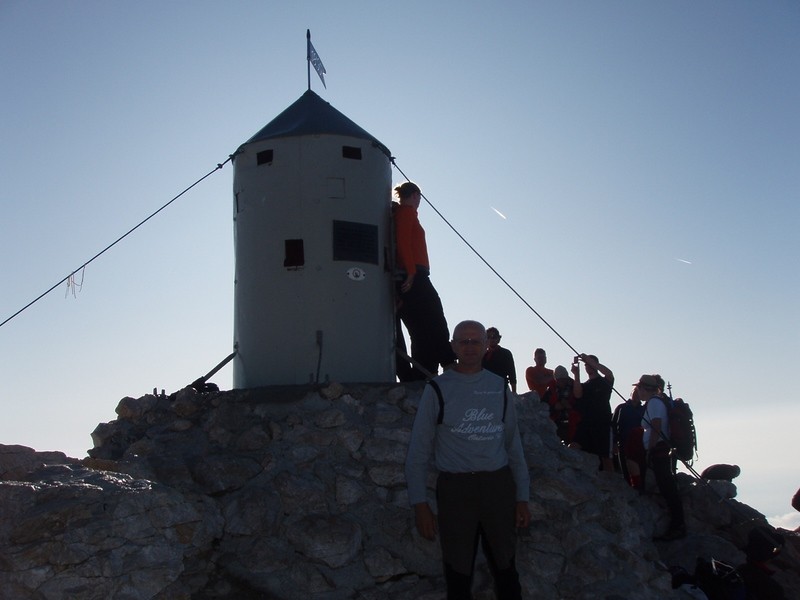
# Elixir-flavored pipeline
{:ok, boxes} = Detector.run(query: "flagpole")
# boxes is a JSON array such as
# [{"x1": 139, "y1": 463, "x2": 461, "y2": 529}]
[{"x1": 306, "y1": 29, "x2": 311, "y2": 91}]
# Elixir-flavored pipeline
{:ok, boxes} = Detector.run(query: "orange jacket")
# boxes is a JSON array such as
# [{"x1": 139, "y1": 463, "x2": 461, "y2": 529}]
[{"x1": 394, "y1": 204, "x2": 430, "y2": 276}]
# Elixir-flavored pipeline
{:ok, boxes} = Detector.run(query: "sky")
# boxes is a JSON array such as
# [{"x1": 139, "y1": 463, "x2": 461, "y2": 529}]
[{"x1": 1, "y1": 2, "x2": 798, "y2": 529}]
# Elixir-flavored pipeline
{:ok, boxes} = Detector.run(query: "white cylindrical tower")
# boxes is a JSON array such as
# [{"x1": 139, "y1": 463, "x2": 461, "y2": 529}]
[{"x1": 232, "y1": 90, "x2": 395, "y2": 387}]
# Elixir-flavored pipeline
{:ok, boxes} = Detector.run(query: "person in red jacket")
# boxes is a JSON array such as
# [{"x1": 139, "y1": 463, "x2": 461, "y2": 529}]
[
  {"x1": 525, "y1": 348, "x2": 554, "y2": 398},
  {"x1": 393, "y1": 181, "x2": 456, "y2": 380}
]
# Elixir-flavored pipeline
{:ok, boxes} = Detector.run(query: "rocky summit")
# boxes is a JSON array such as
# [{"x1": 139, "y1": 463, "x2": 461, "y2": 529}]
[{"x1": 1, "y1": 383, "x2": 798, "y2": 599}]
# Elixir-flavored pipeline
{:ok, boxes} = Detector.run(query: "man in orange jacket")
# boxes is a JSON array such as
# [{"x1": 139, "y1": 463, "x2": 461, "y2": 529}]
[{"x1": 394, "y1": 181, "x2": 456, "y2": 380}]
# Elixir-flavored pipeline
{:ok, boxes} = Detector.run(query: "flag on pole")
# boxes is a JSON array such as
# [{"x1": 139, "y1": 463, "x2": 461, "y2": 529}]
[{"x1": 307, "y1": 30, "x2": 327, "y2": 89}]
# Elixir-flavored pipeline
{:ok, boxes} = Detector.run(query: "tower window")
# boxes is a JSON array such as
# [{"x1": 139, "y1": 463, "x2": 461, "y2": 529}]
[
  {"x1": 332, "y1": 220, "x2": 378, "y2": 264},
  {"x1": 257, "y1": 149, "x2": 274, "y2": 165},
  {"x1": 342, "y1": 146, "x2": 362, "y2": 160},
  {"x1": 284, "y1": 239, "x2": 304, "y2": 268}
]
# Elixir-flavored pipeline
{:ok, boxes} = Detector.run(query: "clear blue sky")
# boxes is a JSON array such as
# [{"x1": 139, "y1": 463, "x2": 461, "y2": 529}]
[{"x1": 2, "y1": 2, "x2": 798, "y2": 528}]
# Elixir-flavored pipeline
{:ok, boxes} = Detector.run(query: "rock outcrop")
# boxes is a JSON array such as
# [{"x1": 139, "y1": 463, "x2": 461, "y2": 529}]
[{"x1": 1, "y1": 383, "x2": 798, "y2": 599}]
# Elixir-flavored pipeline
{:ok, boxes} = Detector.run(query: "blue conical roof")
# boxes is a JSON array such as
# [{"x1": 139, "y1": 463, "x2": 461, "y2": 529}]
[{"x1": 244, "y1": 90, "x2": 391, "y2": 157}]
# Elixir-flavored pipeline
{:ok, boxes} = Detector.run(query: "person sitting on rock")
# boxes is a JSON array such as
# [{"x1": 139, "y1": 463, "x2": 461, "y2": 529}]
[{"x1": 524, "y1": 348, "x2": 554, "y2": 399}]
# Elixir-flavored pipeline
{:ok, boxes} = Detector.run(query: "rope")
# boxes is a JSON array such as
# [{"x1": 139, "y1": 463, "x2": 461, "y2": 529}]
[
  {"x1": 391, "y1": 159, "x2": 580, "y2": 359},
  {"x1": 395, "y1": 347, "x2": 434, "y2": 380},
  {"x1": 390, "y1": 159, "x2": 646, "y2": 404},
  {"x1": 0, "y1": 156, "x2": 235, "y2": 330},
  {"x1": 390, "y1": 159, "x2": 644, "y2": 401}
]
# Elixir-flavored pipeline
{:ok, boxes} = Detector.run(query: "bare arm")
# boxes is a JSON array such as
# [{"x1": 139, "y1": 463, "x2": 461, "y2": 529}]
[
  {"x1": 581, "y1": 353, "x2": 614, "y2": 384},
  {"x1": 649, "y1": 418, "x2": 663, "y2": 450},
  {"x1": 516, "y1": 501, "x2": 531, "y2": 528},
  {"x1": 597, "y1": 362, "x2": 614, "y2": 383},
  {"x1": 571, "y1": 360, "x2": 583, "y2": 398},
  {"x1": 413, "y1": 502, "x2": 438, "y2": 540}
]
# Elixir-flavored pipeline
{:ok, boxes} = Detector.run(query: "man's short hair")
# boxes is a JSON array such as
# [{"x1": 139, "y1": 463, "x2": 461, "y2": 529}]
[{"x1": 453, "y1": 320, "x2": 486, "y2": 340}]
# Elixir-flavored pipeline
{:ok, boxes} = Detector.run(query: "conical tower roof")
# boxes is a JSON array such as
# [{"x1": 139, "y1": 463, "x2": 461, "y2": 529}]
[{"x1": 243, "y1": 90, "x2": 390, "y2": 157}]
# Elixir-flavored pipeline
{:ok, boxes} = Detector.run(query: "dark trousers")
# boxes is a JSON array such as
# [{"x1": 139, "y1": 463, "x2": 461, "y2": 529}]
[
  {"x1": 397, "y1": 272, "x2": 455, "y2": 380},
  {"x1": 436, "y1": 467, "x2": 522, "y2": 600},
  {"x1": 645, "y1": 442, "x2": 685, "y2": 530}
]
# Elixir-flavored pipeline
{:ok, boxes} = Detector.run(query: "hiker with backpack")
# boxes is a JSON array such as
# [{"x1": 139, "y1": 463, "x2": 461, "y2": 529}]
[
  {"x1": 611, "y1": 384, "x2": 645, "y2": 490},
  {"x1": 405, "y1": 320, "x2": 530, "y2": 600},
  {"x1": 637, "y1": 373, "x2": 687, "y2": 541},
  {"x1": 652, "y1": 374, "x2": 698, "y2": 471}
]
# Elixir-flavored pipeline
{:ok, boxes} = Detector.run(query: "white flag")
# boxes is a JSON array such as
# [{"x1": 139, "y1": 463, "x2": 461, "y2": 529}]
[{"x1": 308, "y1": 39, "x2": 327, "y2": 88}]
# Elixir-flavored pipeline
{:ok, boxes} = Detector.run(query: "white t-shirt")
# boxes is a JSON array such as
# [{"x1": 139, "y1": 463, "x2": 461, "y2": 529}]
[
  {"x1": 641, "y1": 395, "x2": 669, "y2": 447},
  {"x1": 404, "y1": 369, "x2": 530, "y2": 505}
]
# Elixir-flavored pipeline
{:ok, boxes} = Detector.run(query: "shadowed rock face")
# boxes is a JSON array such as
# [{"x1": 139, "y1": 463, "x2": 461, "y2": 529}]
[{"x1": 1, "y1": 384, "x2": 798, "y2": 599}]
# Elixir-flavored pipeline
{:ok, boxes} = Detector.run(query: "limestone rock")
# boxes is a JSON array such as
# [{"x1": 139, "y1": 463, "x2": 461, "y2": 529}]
[
  {"x1": 1, "y1": 383, "x2": 798, "y2": 599},
  {"x1": 0, "y1": 463, "x2": 222, "y2": 599}
]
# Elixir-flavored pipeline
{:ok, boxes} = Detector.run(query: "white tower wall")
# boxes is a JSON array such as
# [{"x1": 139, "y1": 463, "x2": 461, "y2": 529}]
[{"x1": 232, "y1": 124, "x2": 395, "y2": 387}]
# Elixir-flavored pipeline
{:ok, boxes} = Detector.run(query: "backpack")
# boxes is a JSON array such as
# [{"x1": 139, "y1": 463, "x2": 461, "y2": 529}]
[
  {"x1": 663, "y1": 396, "x2": 698, "y2": 464},
  {"x1": 692, "y1": 558, "x2": 746, "y2": 600},
  {"x1": 670, "y1": 558, "x2": 748, "y2": 600}
]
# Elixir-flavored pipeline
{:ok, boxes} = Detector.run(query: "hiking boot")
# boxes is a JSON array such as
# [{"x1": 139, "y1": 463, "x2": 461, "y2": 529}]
[{"x1": 654, "y1": 525, "x2": 687, "y2": 542}]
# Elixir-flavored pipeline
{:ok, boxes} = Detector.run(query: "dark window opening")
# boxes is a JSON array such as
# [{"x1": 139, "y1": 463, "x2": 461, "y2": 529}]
[
  {"x1": 257, "y1": 149, "x2": 274, "y2": 165},
  {"x1": 284, "y1": 239, "x2": 305, "y2": 269},
  {"x1": 342, "y1": 146, "x2": 362, "y2": 160},
  {"x1": 333, "y1": 220, "x2": 378, "y2": 264}
]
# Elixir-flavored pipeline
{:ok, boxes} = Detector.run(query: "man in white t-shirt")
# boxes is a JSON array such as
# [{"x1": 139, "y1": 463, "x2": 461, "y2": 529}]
[
  {"x1": 639, "y1": 373, "x2": 686, "y2": 541},
  {"x1": 405, "y1": 320, "x2": 530, "y2": 599}
]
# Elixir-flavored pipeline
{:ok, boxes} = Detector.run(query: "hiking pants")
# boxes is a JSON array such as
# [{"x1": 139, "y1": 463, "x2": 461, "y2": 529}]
[
  {"x1": 646, "y1": 442, "x2": 685, "y2": 529},
  {"x1": 397, "y1": 271, "x2": 455, "y2": 379},
  {"x1": 436, "y1": 466, "x2": 522, "y2": 600}
]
